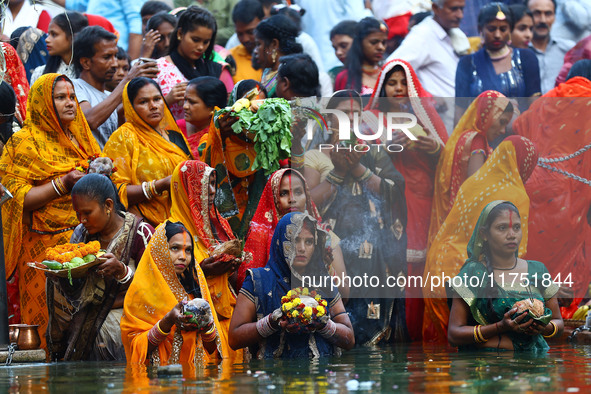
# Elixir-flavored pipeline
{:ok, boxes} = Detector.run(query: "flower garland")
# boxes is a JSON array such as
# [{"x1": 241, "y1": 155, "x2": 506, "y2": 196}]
[
  {"x1": 45, "y1": 241, "x2": 101, "y2": 263},
  {"x1": 281, "y1": 287, "x2": 328, "y2": 326}
]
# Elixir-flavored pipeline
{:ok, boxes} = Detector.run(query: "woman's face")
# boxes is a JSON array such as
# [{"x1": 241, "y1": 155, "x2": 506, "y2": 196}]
[
  {"x1": 46, "y1": 22, "x2": 70, "y2": 57},
  {"x1": 252, "y1": 35, "x2": 274, "y2": 69},
  {"x1": 169, "y1": 231, "x2": 193, "y2": 275},
  {"x1": 511, "y1": 15, "x2": 534, "y2": 49},
  {"x1": 208, "y1": 172, "x2": 216, "y2": 207},
  {"x1": 183, "y1": 85, "x2": 213, "y2": 129},
  {"x1": 154, "y1": 21, "x2": 175, "y2": 57},
  {"x1": 277, "y1": 174, "x2": 306, "y2": 217},
  {"x1": 53, "y1": 79, "x2": 77, "y2": 127},
  {"x1": 483, "y1": 209, "x2": 522, "y2": 257},
  {"x1": 486, "y1": 110, "x2": 512, "y2": 142},
  {"x1": 291, "y1": 224, "x2": 315, "y2": 272},
  {"x1": 384, "y1": 70, "x2": 408, "y2": 98},
  {"x1": 331, "y1": 34, "x2": 353, "y2": 65},
  {"x1": 132, "y1": 83, "x2": 164, "y2": 128},
  {"x1": 482, "y1": 20, "x2": 511, "y2": 51},
  {"x1": 362, "y1": 31, "x2": 387, "y2": 66},
  {"x1": 72, "y1": 195, "x2": 111, "y2": 235},
  {"x1": 177, "y1": 25, "x2": 213, "y2": 62}
]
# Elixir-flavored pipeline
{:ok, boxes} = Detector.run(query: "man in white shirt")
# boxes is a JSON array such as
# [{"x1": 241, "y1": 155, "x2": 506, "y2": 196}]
[
  {"x1": 386, "y1": 0, "x2": 467, "y2": 133},
  {"x1": 528, "y1": 0, "x2": 575, "y2": 93}
]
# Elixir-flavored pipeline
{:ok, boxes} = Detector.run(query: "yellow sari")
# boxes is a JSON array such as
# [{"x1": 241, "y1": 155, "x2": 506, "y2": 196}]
[
  {"x1": 169, "y1": 160, "x2": 243, "y2": 364},
  {"x1": 121, "y1": 222, "x2": 223, "y2": 366},
  {"x1": 428, "y1": 91, "x2": 510, "y2": 246},
  {"x1": 0, "y1": 73, "x2": 101, "y2": 345},
  {"x1": 422, "y1": 135, "x2": 538, "y2": 343},
  {"x1": 103, "y1": 81, "x2": 190, "y2": 227}
]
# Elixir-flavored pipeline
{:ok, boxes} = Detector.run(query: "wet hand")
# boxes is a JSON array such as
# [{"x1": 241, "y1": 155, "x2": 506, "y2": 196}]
[
  {"x1": 500, "y1": 307, "x2": 534, "y2": 333},
  {"x1": 94, "y1": 253, "x2": 126, "y2": 280},
  {"x1": 165, "y1": 301, "x2": 200, "y2": 331}
]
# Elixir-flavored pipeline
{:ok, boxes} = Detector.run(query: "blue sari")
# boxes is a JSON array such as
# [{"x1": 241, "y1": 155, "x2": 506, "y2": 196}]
[{"x1": 240, "y1": 213, "x2": 339, "y2": 359}]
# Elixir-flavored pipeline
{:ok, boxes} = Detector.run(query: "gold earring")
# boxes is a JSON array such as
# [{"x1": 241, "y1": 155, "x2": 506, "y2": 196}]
[
  {"x1": 107, "y1": 210, "x2": 111, "y2": 216},
  {"x1": 272, "y1": 49, "x2": 277, "y2": 63}
]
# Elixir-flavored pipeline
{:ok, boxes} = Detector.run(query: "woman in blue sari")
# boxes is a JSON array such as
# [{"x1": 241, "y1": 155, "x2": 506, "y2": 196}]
[
  {"x1": 447, "y1": 201, "x2": 563, "y2": 351},
  {"x1": 229, "y1": 212, "x2": 354, "y2": 359},
  {"x1": 455, "y1": 3, "x2": 540, "y2": 102}
]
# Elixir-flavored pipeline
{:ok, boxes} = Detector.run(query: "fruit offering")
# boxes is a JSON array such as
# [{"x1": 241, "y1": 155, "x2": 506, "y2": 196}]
[
  {"x1": 281, "y1": 288, "x2": 329, "y2": 330},
  {"x1": 45, "y1": 241, "x2": 102, "y2": 265},
  {"x1": 183, "y1": 298, "x2": 214, "y2": 328}
]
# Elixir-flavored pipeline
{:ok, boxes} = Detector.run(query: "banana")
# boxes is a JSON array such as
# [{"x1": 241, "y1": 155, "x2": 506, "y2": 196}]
[
  {"x1": 231, "y1": 98, "x2": 251, "y2": 112},
  {"x1": 572, "y1": 305, "x2": 589, "y2": 320}
]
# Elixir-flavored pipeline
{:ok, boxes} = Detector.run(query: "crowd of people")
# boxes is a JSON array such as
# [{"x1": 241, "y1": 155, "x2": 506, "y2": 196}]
[{"x1": 0, "y1": 0, "x2": 590, "y2": 366}]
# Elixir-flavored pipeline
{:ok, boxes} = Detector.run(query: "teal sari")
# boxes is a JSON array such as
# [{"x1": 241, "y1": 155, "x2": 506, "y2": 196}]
[{"x1": 451, "y1": 201, "x2": 560, "y2": 351}]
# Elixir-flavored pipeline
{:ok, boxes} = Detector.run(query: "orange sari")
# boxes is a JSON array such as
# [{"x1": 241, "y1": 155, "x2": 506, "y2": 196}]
[
  {"x1": 429, "y1": 90, "x2": 509, "y2": 246},
  {"x1": 169, "y1": 160, "x2": 243, "y2": 363},
  {"x1": 0, "y1": 73, "x2": 100, "y2": 345},
  {"x1": 513, "y1": 77, "x2": 591, "y2": 316},
  {"x1": 422, "y1": 135, "x2": 538, "y2": 343},
  {"x1": 121, "y1": 222, "x2": 223, "y2": 366},
  {"x1": 103, "y1": 81, "x2": 191, "y2": 227}
]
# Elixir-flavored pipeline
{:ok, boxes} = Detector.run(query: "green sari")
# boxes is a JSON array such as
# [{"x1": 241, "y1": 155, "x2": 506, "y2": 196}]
[{"x1": 451, "y1": 201, "x2": 560, "y2": 351}]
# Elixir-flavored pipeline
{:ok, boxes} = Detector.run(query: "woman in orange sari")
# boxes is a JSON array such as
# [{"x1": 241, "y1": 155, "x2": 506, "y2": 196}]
[
  {"x1": 169, "y1": 160, "x2": 243, "y2": 363},
  {"x1": 429, "y1": 90, "x2": 514, "y2": 245},
  {"x1": 121, "y1": 221, "x2": 223, "y2": 366},
  {"x1": 367, "y1": 59, "x2": 449, "y2": 341},
  {"x1": 422, "y1": 135, "x2": 538, "y2": 343},
  {"x1": 513, "y1": 74, "x2": 591, "y2": 318},
  {"x1": 103, "y1": 77, "x2": 191, "y2": 228},
  {"x1": 0, "y1": 73, "x2": 101, "y2": 344}
]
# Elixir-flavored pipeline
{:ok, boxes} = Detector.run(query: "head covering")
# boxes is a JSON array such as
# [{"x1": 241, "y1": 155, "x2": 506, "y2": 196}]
[
  {"x1": 103, "y1": 80, "x2": 190, "y2": 226},
  {"x1": 239, "y1": 169, "x2": 322, "y2": 288},
  {"x1": 422, "y1": 135, "x2": 536, "y2": 343},
  {"x1": 1, "y1": 42, "x2": 30, "y2": 124},
  {"x1": 429, "y1": 90, "x2": 511, "y2": 245},
  {"x1": 121, "y1": 222, "x2": 223, "y2": 365},
  {"x1": 367, "y1": 58, "x2": 448, "y2": 145},
  {"x1": 0, "y1": 73, "x2": 101, "y2": 278}
]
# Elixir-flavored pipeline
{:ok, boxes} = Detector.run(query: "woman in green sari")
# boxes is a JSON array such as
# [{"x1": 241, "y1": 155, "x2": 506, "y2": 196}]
[{"x1": 448, "y1": 201, "x2": 563, "y2": 351}]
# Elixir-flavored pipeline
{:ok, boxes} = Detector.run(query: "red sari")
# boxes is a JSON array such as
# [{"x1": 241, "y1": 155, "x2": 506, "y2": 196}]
[
  {"x1": 1, "y1": 43, "x2": 29, "y2": 124},
  {"x1": 367, "y1": 59, "x2": 448, "y2": 341},
  {"x1": 238, "y1": 168, "x2": 322, "y2": 289},
  {"x1": 513, "y1": 77, "x2": 591, "y2": 317}
]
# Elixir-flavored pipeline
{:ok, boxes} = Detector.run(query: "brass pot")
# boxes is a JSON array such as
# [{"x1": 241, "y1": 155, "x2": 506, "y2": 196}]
[{"x1": 9, "y1": 324, "x2": 41, "y2": 350}]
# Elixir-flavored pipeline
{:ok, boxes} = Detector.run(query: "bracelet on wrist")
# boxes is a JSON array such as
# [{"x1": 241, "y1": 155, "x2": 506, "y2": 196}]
[
  {"x1": 142, "y1": 181, "x2": 153, "y2": 200},
  {"x1": 426, "y1": 141, "x2": 441, "y2": 155},
  {"x1": 326, "y1": 170, "x2": 345, "y2": 186},
  {"x1": 256, "y1": 314, "x2": 279, "y2": 338},
  {"x1": 354, "y1": 167, "x2": 372, "y2": 183},
  {"x1": 542, "y1": 321, "x2": 558, "y2": 338}
]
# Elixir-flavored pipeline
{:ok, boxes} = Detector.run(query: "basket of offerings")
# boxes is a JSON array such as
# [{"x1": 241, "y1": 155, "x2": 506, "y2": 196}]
[
  {"x1": 182, "y1": 298, "x2": 214, "y2": 329},
  {"x1": 28, "y1": 241, "x2": 106, "y2": 280},
  {"x1": 511, "y1": 298, "x2": 553, "y2": 325},
  {"x1": 281, "y1": 288, "x2": 329, "y2": 332}
]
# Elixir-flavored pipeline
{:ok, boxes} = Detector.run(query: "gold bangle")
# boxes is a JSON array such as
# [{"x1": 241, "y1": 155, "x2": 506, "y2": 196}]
[
  {"x1": 477, "y1": 325, "x2": 487, "y2": 342},
  {"x1": 204, "y1": 325, "x2": 215, "y2": 336},
  {"x1": 426, "y1": 141, "x2": 441, "y2": 155},
  {"x1": 542, "y1": 321, "x2": 558, "y2": 338},
  {"x1": 473, "y1": 325, "x2": 480, "y2": 343},
  {"x1": 156, "y1": 321, "x2": 171, "y2": 336}
]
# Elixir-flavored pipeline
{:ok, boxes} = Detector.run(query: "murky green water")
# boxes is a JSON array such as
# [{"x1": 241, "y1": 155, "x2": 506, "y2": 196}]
[{"x1": 2, "y1": 344, "x2": 591, "y2": 392}]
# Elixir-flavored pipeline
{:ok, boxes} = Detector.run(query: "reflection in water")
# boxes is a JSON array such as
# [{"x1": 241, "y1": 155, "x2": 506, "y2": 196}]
[{"x1": 1, "y1": 345, "x2": 591, "y2": 392}]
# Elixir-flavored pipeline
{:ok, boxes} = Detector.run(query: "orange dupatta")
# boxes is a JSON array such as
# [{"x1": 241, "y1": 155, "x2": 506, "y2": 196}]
[
  {"x1": 121, "y1": 222, "x2": 223, "y2": 365},
  {"x1": 428, "y1": 90, "x2": 509, "y2": 246},
  {"x1": 103, "y1": 81, "x2": 190, "y2": 227},
  {"x1": 422, "y1": 135, "x2": 538, "y2": 343},
  {"x1": 169, "y1": 160, "x2": 243, "y2": 363},
  {"x1": 0, "y1": 73, "x2": 100, "y2": 340}
]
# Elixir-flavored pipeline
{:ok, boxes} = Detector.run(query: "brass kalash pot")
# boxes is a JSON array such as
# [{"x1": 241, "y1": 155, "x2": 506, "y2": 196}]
[{"x1": 8, "y1": 324, "x2": 41, "y2": 350}]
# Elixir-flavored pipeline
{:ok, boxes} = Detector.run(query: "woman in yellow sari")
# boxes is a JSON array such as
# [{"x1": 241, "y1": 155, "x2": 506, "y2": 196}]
[
  {"x1": 103, "y1": 77, "x2": 191, "y2": 228},
  {"x1": 121, "y1": 221, "x2": 223, "y2": 366},
  {"x1": 169, "y1": 160, "x2": 243, "y2": 363},
  {"x1": 429, "y1": 91, "x2": 514, "y2": 245},
  {"x1": 422, "y1": 135, "x2": 538, "y2": 343},
  {"x1": 0, "y1": 73, "x2": 101, "y2": 346}
]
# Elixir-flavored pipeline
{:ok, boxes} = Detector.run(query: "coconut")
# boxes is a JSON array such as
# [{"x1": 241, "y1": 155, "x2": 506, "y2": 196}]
[
  {"x1": 183, "y1": 298, "x2": 213, "y2": 328},
  {"x1": 210, "y1": 239, "x2": 242, "y2": 258},
  {"x1": 512, "y1": 298, "x2": 545, "y2": 317}
]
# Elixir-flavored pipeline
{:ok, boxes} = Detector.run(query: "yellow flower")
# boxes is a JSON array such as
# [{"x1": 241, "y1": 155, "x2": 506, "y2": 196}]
[
  {"x1": 321, "y1": 300, "x2": 328, "y2": 307},
  {"x1": 282, "y1": 302, "x2": 293, "y2": 311},
  {"x1": 317, "y1": 306, "x2": 325, "y2": 317},
  {"x1": 292, "y1": 310, "x2": 299, "y2": 318},
  {"x1": 293, "y1": 298, "x2": 301, "y2": 305},
  {"x1": 286, "y1": 290, "x2": 293, "y2": 298},
  {"x1": 303, "y1": 306, "x2": 313, "y2": 318},
  {"x1": 302, "y1": 288, "x2": 309, "y2": 296},
  {"x1": 315, "y1": 294, "x2": 321, "y2": 301}
]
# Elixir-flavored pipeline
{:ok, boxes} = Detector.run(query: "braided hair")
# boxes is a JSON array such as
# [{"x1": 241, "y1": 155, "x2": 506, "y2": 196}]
[
  {"x1": 479, "y1": 202, "x2": 521, "y2": 319},
  {"x1": 255, "y1": 14, "x2": 303, "y2": 61}
]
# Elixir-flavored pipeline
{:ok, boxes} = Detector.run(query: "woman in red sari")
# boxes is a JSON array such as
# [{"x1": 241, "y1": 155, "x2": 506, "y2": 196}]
[
  {"x1": 429, "y1": 90, "x2": 514, "y2": 246},
  {"x1": 238, "y1": 168, "x2": 348, "y2": 298},
  {"x1": 367, "y1": 59, "x2": 448, "y2": 341},
  {"x1": 513, "y1": 74, "x2": 591, "y2": 318}
]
